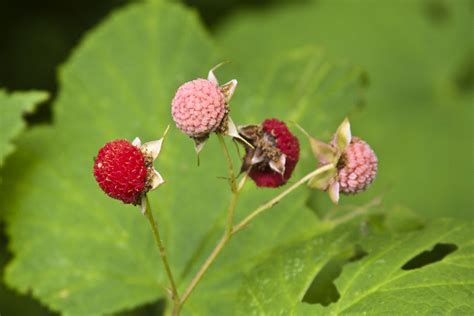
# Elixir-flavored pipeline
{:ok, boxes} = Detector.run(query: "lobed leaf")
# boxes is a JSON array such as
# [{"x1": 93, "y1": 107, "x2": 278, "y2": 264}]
[
  {"x1": 0, "y1": 89, "x2": 48, "y2": 170},
  {"x1": 240, "y1": 219, "x2": 474, "y2": 315}
]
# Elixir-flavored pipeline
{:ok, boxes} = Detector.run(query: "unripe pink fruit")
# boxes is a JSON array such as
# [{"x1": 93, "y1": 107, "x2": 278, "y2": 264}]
[
  {"x1": 171, "y1": 79, "x2": 227, "y2": 138},
  {"x1": 337, "y1": 137, "x2": 378, "y2": 194}
]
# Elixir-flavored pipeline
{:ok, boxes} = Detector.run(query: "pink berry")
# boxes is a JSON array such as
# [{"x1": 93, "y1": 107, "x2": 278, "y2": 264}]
[
  {"x1": 171, "y1": 79, "x2": 227, "y2": 138},
  {"x1": 337, "y1": 137, "x2": 378, "y2": 194},
  {"x1": 93, "y1": 140, "x2": 148, "y2": 204},
  {"x1": 241, "y1": 119, "x2": 300, "y2": 188}
]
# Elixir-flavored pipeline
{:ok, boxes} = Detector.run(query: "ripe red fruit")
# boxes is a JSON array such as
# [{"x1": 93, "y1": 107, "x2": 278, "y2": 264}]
[
  {"x1": 94, "y1": 140, "x2": 148, "y2": 205},
  {"x1": 240, "y1": 119, "x2": 300, "y2": 188}
]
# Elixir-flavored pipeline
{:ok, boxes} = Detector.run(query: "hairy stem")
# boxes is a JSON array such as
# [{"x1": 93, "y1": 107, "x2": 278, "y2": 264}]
[{"x1": 144, "y1": 196, "x2": 180, "y2": 312}]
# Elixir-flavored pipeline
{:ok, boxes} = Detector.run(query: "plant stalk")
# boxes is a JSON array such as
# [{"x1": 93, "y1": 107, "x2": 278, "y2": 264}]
[
  {"x1": 178, "y1": 164, "x2": 334, "y2": 310},
  {"x1": 217, "y1": 134, "x2": 237, "y2": 192},
  {"x1": 144, "y1": 196, "x2": 180, "y2": 312},
  {"x1": 232, "y1": 163, "x2": 335, "y2": 234}
]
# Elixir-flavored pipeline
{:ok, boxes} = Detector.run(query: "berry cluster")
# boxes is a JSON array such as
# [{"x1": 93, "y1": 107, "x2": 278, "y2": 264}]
[{"x1": 93, "y1": 65, "x2": 377, "y2": 208}]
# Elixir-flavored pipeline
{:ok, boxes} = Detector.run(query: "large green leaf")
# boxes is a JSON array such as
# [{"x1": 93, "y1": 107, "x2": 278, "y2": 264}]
[
  {"x1": 0, "y1": 89, "x2": 48, "y2": 169},
  {"x1": 1, "y1": 2, "x2": 219, "y2": 315},
  {"x1": 217, "y1": 0, "x2": 474, "y2": 219},
  {"x1": 240, "y1": 219, "x2": 474, "y2": 315},
  {"x1": 0, "y1": 1, "x2": 365, "y2": 316}
]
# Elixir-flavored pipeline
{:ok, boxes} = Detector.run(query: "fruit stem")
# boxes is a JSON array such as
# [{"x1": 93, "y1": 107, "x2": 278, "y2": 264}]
[
  {"x1": 179, "y1": 139, "x2": 246, "y2": 308},
  {"x1": 232, "y1": 164, "x2": 335, "y2": 234},
  {"x1": 217, "y1": 134, "x2": 237, "y2": 193},
  {"x1": 144, "y1": 196, "x2": 180, "y2": 312},
  {"x1": 178, "y1": 165, "x2": 334, "y2": 311}
]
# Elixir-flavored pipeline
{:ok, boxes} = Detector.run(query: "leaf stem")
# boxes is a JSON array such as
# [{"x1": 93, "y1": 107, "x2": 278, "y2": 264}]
[
  {"x1": 144, "y1": 196, "x2": 180, "y2": 311},
  {"x1": 232, "y1": 163, "x2": 335, "y2": 234}
]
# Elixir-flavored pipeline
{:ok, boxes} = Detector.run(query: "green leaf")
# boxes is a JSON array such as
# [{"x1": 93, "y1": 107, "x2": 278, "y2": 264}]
[
  {"x1": 0, "y1": 230, "x2": 53, "y2": 316},
  {"x1": 0, "y1": 90, "x2": 48, "y2": 169},
  {"x1": 240, "y1": 219, "x2": 474, "y2": 315},
  {"x1": 0, "y1": 3, "x2": 365, "y2": 316},
  {"x1": 1, "y1": 2, "x2": 219, "y2": 315}
]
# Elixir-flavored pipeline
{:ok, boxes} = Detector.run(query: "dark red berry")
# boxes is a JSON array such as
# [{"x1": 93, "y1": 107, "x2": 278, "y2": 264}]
[
  {"x1": 240, "y1": 119, "x2": 300, "y2": 188},
  {"x1": 93, "y1": 140, "x2": 148, "y2": 204}
]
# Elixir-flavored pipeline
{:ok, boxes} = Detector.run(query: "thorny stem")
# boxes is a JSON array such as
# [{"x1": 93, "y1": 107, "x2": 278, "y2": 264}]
[
  {"x1": 178, "y1": 164, "x2": 335, "y2": 311},
  {"x1": 143, "y1": 196, "x2": 180, "y2": 312}
]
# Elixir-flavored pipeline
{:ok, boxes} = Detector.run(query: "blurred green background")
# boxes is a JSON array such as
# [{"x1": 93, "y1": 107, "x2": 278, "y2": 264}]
[{"x1": 1, "y1": 0, "x2": 472, "y2": 314}]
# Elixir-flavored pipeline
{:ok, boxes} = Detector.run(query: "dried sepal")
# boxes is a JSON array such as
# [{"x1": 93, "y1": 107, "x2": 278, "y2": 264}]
[
  {"x1": 334, "y1": 117, "x2": 352, "y2": 153},
  {"x1": 226, "y1": 116, "x2": 254, "y2": 148},
  {"x1": 194, "y1": 136, "x2": 208, "y2": 156},
  {"x1": 221, "y1": 79, "x2": 238, "y2": 102},
  {"x1": 295, "y1": 122, "x2": 337, "y2": 164},
  {"x1": 141, "y1": 125, "x2": 170, "y2": 160},
  {"x1": 307, "y1": 164, "x2": 337, "y2": 190},
  {"x1": 140, "y1": 196, "x2": 147, "y2": 215},
  {"x1": 132, "y1": 137, "x2": 142, "y2": 147},
  {"x1": 239, "y1": 124, "x2": 259, "y2": 139},
  {"x1": 269, "y1": 154, "x2": 286, "y2": 175},
  {"x1": 149, "y1": 169, "x2": 164, "y2": 191},
  {"x1": 310, "y1": 137, "x2": 338, "y2": 164},
  {"x1": 328, "y1": 181, "x2": 340, "y2": 204},
  {"x1": 207, "y1": 61, "x2": 229, "y2": 84}
]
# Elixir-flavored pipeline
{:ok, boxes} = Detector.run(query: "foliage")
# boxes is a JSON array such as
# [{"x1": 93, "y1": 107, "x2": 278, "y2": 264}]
[
  {"x1": 0, "y1": 90, "x2": 48, "y2": 169},
  {"x1": 241, "y1": 219, "x2": 473, "y2": 315}
]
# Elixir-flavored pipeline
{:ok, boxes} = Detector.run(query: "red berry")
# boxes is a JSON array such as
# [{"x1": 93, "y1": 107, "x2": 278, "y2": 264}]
[
  {"x1": 93, "y1": 140, "x2": 148, "y2": 204},
  {"x1": 241, "y1": 119, "x2": 300, "y2": 188}
]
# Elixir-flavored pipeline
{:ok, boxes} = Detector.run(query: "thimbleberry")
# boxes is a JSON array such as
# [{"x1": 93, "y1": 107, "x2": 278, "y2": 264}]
[
  {"x1": 337, "y1": 137, "x2": 378, "y2": 194},
  {"x1": 94, "y1": 140, "x2": 148, "y2": 205},
  {"x1": 303, "y1": 118, "x2": 378, "y2": 204},
  {"x1": 171, "y1": 63, "x2": 250, "y2": 154},
  {"x1": 93, "y1": 128, "x2": 168, "y2": 210},
  {"x1": 171, "y1": 79, "x2": 227, "y2": 138},
  {"x1": 239, "y1": 118, "x2": 300, "y2": 188}
]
